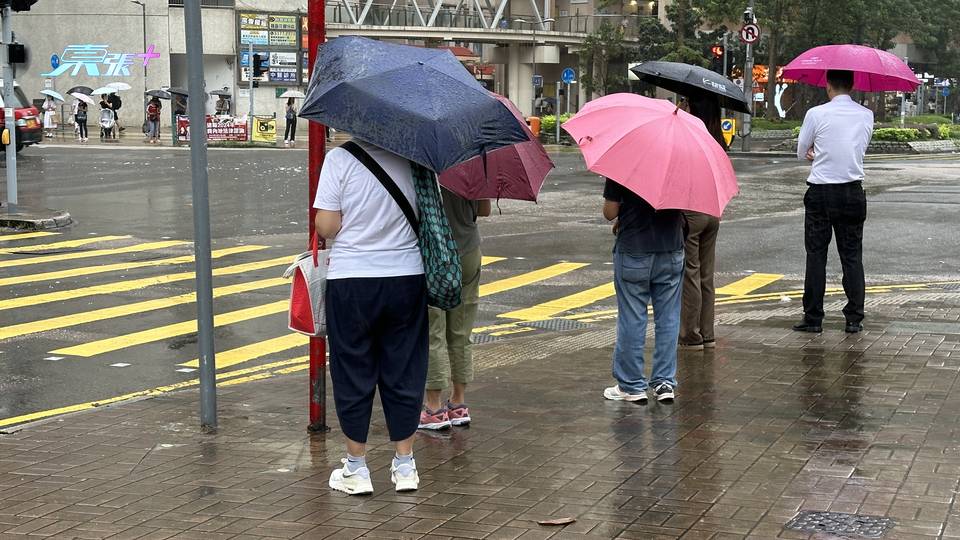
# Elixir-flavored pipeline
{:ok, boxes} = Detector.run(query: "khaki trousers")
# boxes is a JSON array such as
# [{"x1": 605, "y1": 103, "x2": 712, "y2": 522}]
[
  {"x1": 680, "y1": 211, "x2": 720, "y2": 345},
  {"x1": 426, "y1": 248, "x2": 482, "y2": 390}
]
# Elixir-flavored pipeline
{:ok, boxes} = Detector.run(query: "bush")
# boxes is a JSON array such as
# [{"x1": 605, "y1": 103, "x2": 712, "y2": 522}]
[
  {"x1": 938, "y1": 124, "x2": 952, "y2": 139},
  {"x1": 872, "y1": 128, "x2": 920, "y2": 142},
  {"x1": 792, "y1": 126, "x2": 801, "y2": 138},
  {"x1": 752, "y1": 118, "x2": 802, "y2": 131},
  {"x1": 539, "y1": 113, "x2": 573, "y2": 137}
]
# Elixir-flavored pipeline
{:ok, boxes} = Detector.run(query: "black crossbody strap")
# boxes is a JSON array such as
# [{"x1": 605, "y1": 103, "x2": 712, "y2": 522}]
[{"x1": 340, "y1": 141, "x2": 420, "y2": 236}]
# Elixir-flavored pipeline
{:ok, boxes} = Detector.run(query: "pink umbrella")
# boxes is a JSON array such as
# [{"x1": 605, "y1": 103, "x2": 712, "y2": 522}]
[
  {"x1": 782, "y1": 44, "x2": 920, "y2": 92},
  {"x1": 563, "y1": 93, "x2": 738, "y2": 218},
  {"x1": 439, "y1": 93, "x2": 554, "y2": 201}
]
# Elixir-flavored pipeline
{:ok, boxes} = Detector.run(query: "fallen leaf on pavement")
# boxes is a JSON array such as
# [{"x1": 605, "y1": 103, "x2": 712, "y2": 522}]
[{"x1": 538, "y1": 517, "x2": 576, "y2": 526}]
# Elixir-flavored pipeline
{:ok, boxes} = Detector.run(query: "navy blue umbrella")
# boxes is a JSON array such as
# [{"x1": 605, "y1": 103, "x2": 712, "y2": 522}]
[{"x1": 300, "y1": 36, "x2": 529, "y2": 172}]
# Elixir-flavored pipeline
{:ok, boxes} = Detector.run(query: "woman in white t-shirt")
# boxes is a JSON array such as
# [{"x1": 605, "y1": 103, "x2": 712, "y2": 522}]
[{"x1": 314, "y1": 139, "x2": 427, "y2": 496}]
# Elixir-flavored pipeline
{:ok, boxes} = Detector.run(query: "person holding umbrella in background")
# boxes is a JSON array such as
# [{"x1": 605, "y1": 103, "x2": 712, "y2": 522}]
[
  {"x1": 628, "y1": 62, "x2": 750, "y2": 352},
  {"x1": 283, "y1": 97, "x2": 298, "y2": 147},
  {"x1": 41, "y1": 94, "x2": 58, "y2": 138},
  {"x1": 782, "y1": 45, "x2": 920, "y2": 334},
  {"x1": 145, "y1": 96, "x2": 162, "y2": 144}
]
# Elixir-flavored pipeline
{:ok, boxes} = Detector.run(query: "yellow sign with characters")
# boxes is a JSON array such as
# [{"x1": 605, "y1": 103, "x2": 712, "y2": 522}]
[
  {"x1": 252, "y1": 116, "x2": 277, "y2": 143},
  {"x1": 721, "y1": 118, "x2": 736, "y2": 148}
]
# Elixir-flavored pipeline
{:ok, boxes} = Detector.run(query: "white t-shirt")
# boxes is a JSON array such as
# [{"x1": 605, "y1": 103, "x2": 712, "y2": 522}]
[{"x1": 313, "y1": 141, "x2": 423, "y2": 280}]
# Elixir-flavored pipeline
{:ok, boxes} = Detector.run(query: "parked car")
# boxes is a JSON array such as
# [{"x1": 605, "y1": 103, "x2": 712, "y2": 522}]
[{"x1": 0, "y1": 81, "x2": 41, "y2": 152}]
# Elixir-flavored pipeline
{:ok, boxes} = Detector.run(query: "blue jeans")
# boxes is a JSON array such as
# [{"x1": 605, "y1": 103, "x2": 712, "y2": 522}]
[{"x1": 612, "y1": 248, "x2": 684, "y2": 393}]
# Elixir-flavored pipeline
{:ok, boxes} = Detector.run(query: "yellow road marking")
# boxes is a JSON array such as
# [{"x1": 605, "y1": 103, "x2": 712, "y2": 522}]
[
  {"x1": 0, "y1": 278, "x2": 287, "y2": 341},
  {"x1": 715, "y1": 273, "x2": 784, "y2": 296},
  {"x1": 0, "y1": 245, "x2": 266, "y2": 287},
  {"x1": 0, "y1": 255, "x2": 290, "y2": 311},
  {"x1": 0, "y1": 240, "x2": 189, "y2": 269},
  {"x1": 479, "y1": 262, "x2": 589, "y2": 297},
  {"x1": 179, "y1": 333, "x2": 308, "y2": 369},
  {"x1": 498, "y1": 282, "x2": 615, "y2": 321},
  {"x1": 0, "y1": 357, "x2": 307, "y2": 429},
  {"x1": 0, "y1": 232, "x2": 59, "y2": 242},
  {"x1": 481, "y1": 256, "x2": 507, "y2": 265},
  {"x1": 52, "y1": 300, "x2": 289, "y2": 357},
  {"x1": 0, "y1": 235, "x2": 129, "y2": 253}
]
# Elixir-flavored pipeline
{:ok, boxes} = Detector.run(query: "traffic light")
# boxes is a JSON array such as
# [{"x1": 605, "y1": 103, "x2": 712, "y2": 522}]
[
  {"x1": 252, "y1": 54, "x2": 264, "y2": 78},
  {"x1": 1, "y1": 0, "x2": 39, "y2": 11},
  {"x1": 709, "y1": 44, "x2": 725, "y2": 75}
]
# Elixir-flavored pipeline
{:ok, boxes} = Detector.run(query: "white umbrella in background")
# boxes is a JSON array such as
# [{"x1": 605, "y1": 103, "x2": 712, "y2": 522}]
[
  {"x1": 106, "y1": 82, "x2": 132, "y2": 91},
  {"x1": 278, "y1": 89, "x2": 306, "y2": 99},
  {"x1": 91, "y1": 86, "x2": 116, "y2": 96},
  {"x1": 70, "y1": 92, "x2": 95, "y2": 105},
  {"x1": 40, "y1": 89, "x2": 65, "y2": 101}
]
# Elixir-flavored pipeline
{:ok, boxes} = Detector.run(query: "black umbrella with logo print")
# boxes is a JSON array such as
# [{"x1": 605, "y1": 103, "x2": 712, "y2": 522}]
[{"x1": 630, "y1": 61, "x2": 751, "y2": 114}]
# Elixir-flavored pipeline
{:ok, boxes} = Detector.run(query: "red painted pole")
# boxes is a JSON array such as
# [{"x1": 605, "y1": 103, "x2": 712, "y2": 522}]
[{"x1": 307, "y1": 0, "x2": 328, "y2": 433}]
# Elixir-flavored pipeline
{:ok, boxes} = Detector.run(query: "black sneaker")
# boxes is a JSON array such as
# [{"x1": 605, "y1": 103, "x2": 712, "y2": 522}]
[{"x1": 653, "y1": 383, "x2": 675, "y2": 403}]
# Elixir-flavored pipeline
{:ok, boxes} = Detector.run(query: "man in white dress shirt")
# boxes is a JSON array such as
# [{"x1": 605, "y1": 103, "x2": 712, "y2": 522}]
[{"x1": 793, "y1": 70, "x2": 874, "y2": 334}]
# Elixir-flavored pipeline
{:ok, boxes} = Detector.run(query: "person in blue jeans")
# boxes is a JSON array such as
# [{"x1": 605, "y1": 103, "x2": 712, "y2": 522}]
[{"x1": 602, "y1": 179, "x2": 685, "y2": 403}]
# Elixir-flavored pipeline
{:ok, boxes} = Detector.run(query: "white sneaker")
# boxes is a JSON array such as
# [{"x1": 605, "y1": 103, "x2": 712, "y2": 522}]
[
  {"x1": 328, "y1": 459, "x2": 373, "y2": 495},
  {"x1": 603, "y1": 385, "x2": 647, "y2": 402},
  {"x1": 390, "y1": 458, "x2": 420, "y2": 492}
]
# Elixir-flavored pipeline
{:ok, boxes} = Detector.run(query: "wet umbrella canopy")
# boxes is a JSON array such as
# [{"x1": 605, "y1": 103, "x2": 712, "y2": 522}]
[
  {"x1": 630, "y1": 61, "x2": 751, "y2": 114},
  {"x1": 300, "y1": 36, "x2": 529, "y2": 172},
  {"x1": 146, "y1": 89, "x2": 172, "y2": 100},
  {"x1": 67, "y1": 85, "x2": 93, "y2": 95}
]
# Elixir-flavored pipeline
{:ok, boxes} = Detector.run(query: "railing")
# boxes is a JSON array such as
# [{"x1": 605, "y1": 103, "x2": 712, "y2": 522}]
[
  {"x1": 168, "y1": 0, "x2": 235, "y2": 7},
  {"x1": 327, "y1": 3, "x2": 654, "y2": 38}
]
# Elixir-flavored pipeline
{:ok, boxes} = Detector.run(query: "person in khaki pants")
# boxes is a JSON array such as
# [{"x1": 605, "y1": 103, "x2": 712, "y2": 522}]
[
  {"x1": 419, "y1": 191, "x2": 491, "y2": 430},
  {"x1": 680, "y1": 211, "x2": 720, "y2": 349},
  {"x1": 679, "y1": 94, "x2": 725, "y2": 350}
]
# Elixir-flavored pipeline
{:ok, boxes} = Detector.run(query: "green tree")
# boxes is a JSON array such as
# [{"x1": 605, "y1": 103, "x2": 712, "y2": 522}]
[{"x1": 580, "y1": 22, "x2": 633, "y2": 97}]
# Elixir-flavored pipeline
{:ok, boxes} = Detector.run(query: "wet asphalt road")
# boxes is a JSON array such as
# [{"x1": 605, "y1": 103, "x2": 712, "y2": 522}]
[{"x1": 0, "y1": 144, "x2": 959, "y2": 423}]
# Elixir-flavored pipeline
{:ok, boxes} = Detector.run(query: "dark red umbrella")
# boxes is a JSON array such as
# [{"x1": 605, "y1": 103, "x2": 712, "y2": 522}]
[{"x1": 439, "y1": 93, "x2": 554, "y2": 202}]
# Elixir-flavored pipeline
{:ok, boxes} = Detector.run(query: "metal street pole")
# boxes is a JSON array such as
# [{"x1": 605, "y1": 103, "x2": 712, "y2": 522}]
[
  {"x1": 554, "y1": 81, "x2": 560, "y2": 143},
  {"x1": 248, "y1": 42, "x2": 254, "y2": 137},
  {"x1": 532, "y1": 24, "x2": 537, "y2": 115},
  {"x1": 307, "y1": 0, "x2": 329, "y2": 433},
  {"x1": 131, "y1": 1, "x2": 147, "y2": 133},
  {"x1": 721, "y1": 31, "x2": 729, "y2": 118},
  {"x1": 741, "y1": 0, "x2": 755, "y2": 152},
  {"x1": 566, "y1": 82, "x2": 571, "y2": 116},
  {"x1": 3, "y1": 6, "x2": 17, "y2": 206},
  {"x1": 900, "y1": 56, "x2": 908, "y2": 127},
  {"x1": 183, "y1": 0, "x2": 217, "y2": 430}
]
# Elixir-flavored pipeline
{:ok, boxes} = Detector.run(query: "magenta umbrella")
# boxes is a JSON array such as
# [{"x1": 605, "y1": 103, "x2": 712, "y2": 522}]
[
  {"x1": 782, "y1": 44, "x2": 920, "y2": 92},
  {"x1": 439, "y1": 93, "x2": 554, "y2": 201},
  {"x1": 563, "y1": 93, "x2": 738, "y2": 218}
]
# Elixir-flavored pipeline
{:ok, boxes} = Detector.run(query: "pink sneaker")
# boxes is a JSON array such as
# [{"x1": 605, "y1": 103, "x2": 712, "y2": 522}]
[
  {"x1": 447, "y1": 403, "x2": 471, "y2": 426},
  {"x1": 418, "y1": 407, "x2": 451, "y2": 431}
]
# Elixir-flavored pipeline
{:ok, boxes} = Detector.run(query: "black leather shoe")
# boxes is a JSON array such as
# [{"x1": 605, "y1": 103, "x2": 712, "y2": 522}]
[
  {"x1": 845, "y1": 322, "x2": 863, "y2": 334},
  {"x1": 793, "y1": 321, "x2": 823, "y2": 333}
]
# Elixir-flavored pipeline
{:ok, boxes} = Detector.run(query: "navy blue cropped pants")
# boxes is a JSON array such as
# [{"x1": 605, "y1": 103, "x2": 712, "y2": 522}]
[{"x1": 325, "y1": 274, "x2": 428, "y2": 444}]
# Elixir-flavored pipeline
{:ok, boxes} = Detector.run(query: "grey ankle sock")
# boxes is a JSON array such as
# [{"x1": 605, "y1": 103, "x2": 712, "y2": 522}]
[
  {"x1": 345, "y1": 454, "x2": 366, "y2": 472},
  {"x1": 393, "y1": 453, "x2": 414, "y2": 468}
]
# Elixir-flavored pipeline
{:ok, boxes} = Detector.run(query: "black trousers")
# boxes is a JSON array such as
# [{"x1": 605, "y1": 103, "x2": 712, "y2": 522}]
[
  {"x1": 284, "y1": 117, "x2": 297, "y2": 141},
  {"x1": 802, "y1": 182, "x2": 867, "y2": 325},
  {"x1": 326, "y1": 275, "x2": 428, "y2": 443}
]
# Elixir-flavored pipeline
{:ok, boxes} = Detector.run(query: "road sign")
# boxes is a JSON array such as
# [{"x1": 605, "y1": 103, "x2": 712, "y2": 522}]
[
  {"x1": 944, "y1": 87, "x2": 951, "y2": 98},
  {"x1": 533, "y1": 74, "x2": 543, "y2": 88},
  {"x1": 739, "y1": 23, "x2": 760, "y2": 44},
  {"x1": 50, "y1": 54, "x2": 59, "y2": 70},
  {"x1": 721, "y1": 118, "x2": 736, "y2": 147},
  {"x1": 562, "y1": 67, "x2": 576, "y2": 84}
]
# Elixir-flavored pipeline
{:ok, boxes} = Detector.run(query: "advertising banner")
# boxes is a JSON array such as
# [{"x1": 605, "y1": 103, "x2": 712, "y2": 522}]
[
  {"x1": 252, "y1": 116, "x2": 277, "y2": 143},
  {"x1": 269, "y1": 52, "x2": 297, "y2": 67},
  {"x1": 269, "y1": 68, "x2": 298, "y2": 83},
  {"x1": 239, "y1": 13, "x2": 268, "y2": 29},
  {"x1": 177, "y1": 115, "x2": 249, "y2": 142},
  {"x1": 240, "y1": 30, "x2": 269, "y2": 46},
  {"x1": 269, "y1": 15, "x2": 297, "y2": 30},
  {"x1": 269, "y1": 31, "x2": 297, "y2": 47}
]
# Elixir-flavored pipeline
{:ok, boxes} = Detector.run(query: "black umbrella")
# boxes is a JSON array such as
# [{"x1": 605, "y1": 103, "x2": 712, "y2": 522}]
[
  {"x1": 300, "y1": 36, "x2": 528, "y2": 172},
  {"x1": 146, "y1": 89, "x2": 172, "y2": 100},
  {"x1": 210, "y1": 90, "x2": 232, "y2": 97},
  {"x1": 67, "y1": 85, "x2": 93, "y2": 95},
  {"x1": 630, "y1": 61, "x2": 751, "y2": 114},
  {"x1": 168, "y1": 87, "x2": 189, "y2": 96}
]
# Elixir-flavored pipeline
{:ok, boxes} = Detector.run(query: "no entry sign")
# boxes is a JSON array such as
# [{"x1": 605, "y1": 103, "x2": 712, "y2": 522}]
[{"x1": 740, "y1": 23, "x2": 760, "y2": 44}]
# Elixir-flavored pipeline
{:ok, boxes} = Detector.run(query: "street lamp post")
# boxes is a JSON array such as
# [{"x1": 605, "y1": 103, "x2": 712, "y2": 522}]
[{"x1": 130, "y1": 1, "x2": 146, "y2": 129}]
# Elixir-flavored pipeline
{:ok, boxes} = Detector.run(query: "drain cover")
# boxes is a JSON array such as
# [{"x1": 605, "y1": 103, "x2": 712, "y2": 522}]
[
  {"x1": 785, "y1": 511, "x2": 894, "y2": 538},
  {"x1": 525, "y1": 319, "x2": 593, "y2": 332}
]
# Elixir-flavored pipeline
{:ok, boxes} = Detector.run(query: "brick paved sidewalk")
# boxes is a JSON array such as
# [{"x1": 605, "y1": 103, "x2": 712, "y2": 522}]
[{"x1": 3, "y1": 288, "x2": 960, "y2": 539}]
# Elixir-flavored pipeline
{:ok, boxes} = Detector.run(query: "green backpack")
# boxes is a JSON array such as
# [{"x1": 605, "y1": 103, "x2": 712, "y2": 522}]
[{"x1": 341, "y1": 142, "x2": 463, "y2": 310}]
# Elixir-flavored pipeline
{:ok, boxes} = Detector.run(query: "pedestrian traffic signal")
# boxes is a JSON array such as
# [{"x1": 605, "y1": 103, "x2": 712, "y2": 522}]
[
  {"x1": 711, "y1": 45, "x2": 724, "y2": 59},
  {"x1": 252, "y1": 54, "x2": 264, "y2": 78},
  {"x1": 1, "y1": 0, "x2": 39, "y2": 11}
]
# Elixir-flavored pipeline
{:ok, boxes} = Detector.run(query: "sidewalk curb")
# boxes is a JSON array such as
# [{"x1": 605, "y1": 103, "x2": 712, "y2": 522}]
[
  {"x1": 0, "y1": 205, "x2": 73, "y2": 230},
  {"x1": 728, "y1": 151, "x2": 797, "y2": 158}
]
